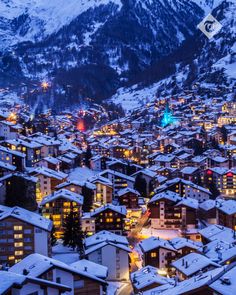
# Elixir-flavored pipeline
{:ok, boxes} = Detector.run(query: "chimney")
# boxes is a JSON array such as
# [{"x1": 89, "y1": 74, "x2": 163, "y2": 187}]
[
  {"x1": 182, "y1": 259, "x2": 184, "y2": 266},
  {"x1": 185, "y1": 261, "x2": 188, "y2": 268},
  {"x1": 84, "y1": 266, "x2": 87, "y2": 272}
]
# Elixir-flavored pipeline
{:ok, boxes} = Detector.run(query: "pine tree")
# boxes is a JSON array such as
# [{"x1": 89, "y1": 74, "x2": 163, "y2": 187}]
[
  {"x1": 82, "y1": 185, "x2": 94, "y2": 212},
  {"x1": 134, "y1": 174, "x2": 147, "y2": 198},
  {"x1": 84, "y1": 146, "x2": 92, "y2": 168},
  {"x1": 62, "y1": 209, "x2": 85, "y2": 257},
  {"x1": 50, "y1": 220, "x2": 57, "y2": 247},
  {"x1": 208, "y1": 182, "x2": 221, "y2": 200}
]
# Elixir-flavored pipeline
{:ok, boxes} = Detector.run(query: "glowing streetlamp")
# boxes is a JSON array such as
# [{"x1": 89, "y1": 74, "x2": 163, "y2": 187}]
[{"x1": 41, "y1": 81, "x2": 49, "y2": 91}]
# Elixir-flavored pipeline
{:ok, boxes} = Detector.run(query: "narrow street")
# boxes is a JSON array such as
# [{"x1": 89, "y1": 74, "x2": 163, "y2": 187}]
[
  {"x1": 117, "y1": 282, "x2": 133, "y2": 295},
  {"x1": 128, "y1": 211, "x2": 150, "y2": 272}
]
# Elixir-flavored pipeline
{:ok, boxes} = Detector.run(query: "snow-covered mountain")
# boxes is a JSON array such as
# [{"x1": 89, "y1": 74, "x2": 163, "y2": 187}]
[
  {"x1": 111, "y1": 0, "x2": 236, "y2": 111},
  {"x1": 0, "y1": 0, "x2": 235, "y2": 108},
  {"x1": 0, "y1": 0, "x2": 122, "y2": 49}
]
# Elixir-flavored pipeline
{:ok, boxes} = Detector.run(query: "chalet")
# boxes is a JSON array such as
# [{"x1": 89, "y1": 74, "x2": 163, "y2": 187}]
[
  {"x1": 99, "y1": 169, "x2": 135, "y2": 198},
  {"x1": 0, "y1": 271, "x2": 71, "y2": 295},
  {"x1": 154, "y1": 154, "x2": 177, "y2": 168},
  {"x1": 89, "y1": 175, "x2": 113, "y2": 206},
  {"x1": 198, "y1": 200, "x2": 218, "y2": 225},
  {"x1": 172, "y1": 253, "x2": 220, "y2": 280},
  {"x1": 84, "y1": 231, "x2": 131, "y2": 281},
  {"x1": 0, "y1": 206, "x2": 52, "y2": 266},
  {"x1": 199, "y1": 225, "x2": 236, "y2": 245},
  {"x1": 148, "y1": 191, "x2": 198, "y2": 231},
  {"x1": 40, "y1": 189, "x2": 84, "y2": 238},
  {"x1": 139, "y1": 236, "x2": 177, "y2": 271},
  {"x1": 203, "y1": 168, "x2": 236, "y2": 198},
  {"x1": 156, "y1": 178, "x2": 212, "y2": 202},
  {"x1": 130, "y1": 265, "x2": 174, "y2": 294},
  {"x1": 30, "y1": 167, "x2": 68, "y2": 202},
  {"x1": 9, "y1": 253, "x2": 107, "y2": 295},
  {"x1": 90, "y1": 204, "x2": 127, "y2": 235},
  {"x1": 0, "y1": 145, "x2": 26, "y2": 171},
  {"x1": 117, "y1": 187, "x2": 141, "y2": 209},
  {"x1": 0, "y1": 173, "x2": 37, "y2": 210},
  {"x1": 132, "y1": 168, "x2": 157, "y2": 196},
  {"x1": 0, "y1": 121, "x2": 21, "y2": 140},
  {"x1": 217, "y1": 200, "x2": 236, "y2": 230},
  {"x1": 35, "y1": 156, "x2": 61, "y2": 171}
]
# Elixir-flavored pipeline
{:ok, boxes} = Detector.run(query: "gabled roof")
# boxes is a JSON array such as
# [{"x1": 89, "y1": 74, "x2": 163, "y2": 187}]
[
  {"x1": 149, "y1": 190, "x2": 181, "y2": 204},
  {"x1": 117, "y1": 187, "x2": 140, "y2": 197},
  {"x1": 0, "y1": 271, "x2": 71, "y2": 294},
  {"x1": 139, "y1": 237, "x2": 176, "y2": 253},
  {"x1": 31, "y1": 167, "x2": 67, "y2": 180},
  {"x1": 40, "y1": 189, "x2": 83, "y2": 206},
  {"x1": 0, "y1": 206, "x2": 52, "y2": 231},
  {"x1": 90, "y1": 204, "x2": 127, "y2": 217},
  {"x1": 9, "y1": 253, "x2": 107, "y2": 285},
  {"x1": 130, "y1": 265, "x2": 174, "y2": 290},
  {"x1": 199, "y1": 225, "x2": 236, "y2": 244},
  {"x1": 70, "y1": 259, "x2": 108, "y2": 279},
  {"x1": 172, "y1": 253, "x2": 220, "y2": 277},
  {"x1": 99, "y1": 169, "x2": 135, "y2": 182},
  {"x1": 85, "y1": 230, "x2": 129, "y2": 248}
]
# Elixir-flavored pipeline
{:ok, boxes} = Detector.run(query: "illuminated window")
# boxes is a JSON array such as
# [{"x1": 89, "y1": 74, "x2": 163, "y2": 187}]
[
  {"x1": 14, "y1": 242, "x2": 23, "y2": 247},
  {"x1": 14, "y1": 226, "x2": 23, "y2": 231},
  {"x1": 151, "y1": 252, "x2": 157, "y2": 258},
  {"x1": 8, "y1": 256, "x2": 15, "y2": 261},
  {"x1": 106, "y1": 218, "x2": 113, "y2": 223},
  {"x1": 14, "y1": 234, "x2": 23, "y2": 239},
  {"x1": 15, "y1": 251, "x2": 23, "y2": 256},
  {"x1": 117, "y1": 218, "x2": 121, "y2": 222}
]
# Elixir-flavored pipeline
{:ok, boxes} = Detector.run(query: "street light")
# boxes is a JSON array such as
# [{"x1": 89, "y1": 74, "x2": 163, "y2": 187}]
[{"x1": 41, "y1": 81, "x2": 49, "y2": 91}]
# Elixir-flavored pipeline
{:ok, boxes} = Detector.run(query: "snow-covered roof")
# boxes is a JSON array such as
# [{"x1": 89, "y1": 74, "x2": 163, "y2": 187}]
[
  {"x1": 217, "y1": 200, "x2": 236, "y2": 215},
  {"x1": 117, "y1": 187, "x2": 140, "y2": 197},
  {"x1": 172, "y1": 253, "x2": 220, "y2": 277},
  {"x1": 43, "y1": 156, "x2": 61, "y2": 165},
  {"x1": 0, "y1": 206, "x2": 52, "y2": 231},
  {"x1": 170, "y1": 237, "x2": 202, "y2": 251},
  {"x1": 70, "y1": 259, "x2": 108, "y2": 279},
  {"x1": 154, "y1": 154, "x2": 176, "y2": 162},
  {"x1": 149, "y1": 190, "x2": 181, "y2": 204},
  {"x1": 100, "y1": 169, "x2": 135, "y2": 182},
  {"x1": 176, "y1": 197, "x2": 199, "y2": 209},
  {"x1": 0, "y1": 160, "x2": 16, "y2": 171},
  {"x1": 0, "y1": 145, "x2": 26, "y2": 157},
  {"x1": 85, "y1": 230, "x2": 129, "y2": 248},
  {"x1": 9, "y1": 253, "x2": 106, "y2": 284},
  {"x1": 199, "y1": 199, "x2": 217, "y2": 211},
  {"x1": 139, "y1": 237, "x2": 176, "y2": 253},
  {"x1": 180, "y1": 166, "x2": 199, "y2": 174},
  {"x1": 199, "y1": 225, "x2": 236, "y2": 243},
  {"x1": 156, "y1": 178, "x2": 211, "y2": 195},
  {"x1": 40, "y1": 189, "x2": 83, "y2": 206},
  {"x1": 31, "y1": 167, "x2": 67, "y2": 180},
  {"x1": 132, "y1": 168, "x2": 157, "y2": 178},
  {"x1": 0, "y1": 270, "x2": 71, "y2": 294},
  {"x1": 90, "y1": 203, "x2": 127, "y2": 217},
  {"x1": 85, "y1": 240, "x2": 131, "y2": 255},
  {"x1": 130, "y1": 265, "x2": 174, "y2": 290},
  {"x1": 144, "y1": 267, "x2": 223, "y2": 295}
]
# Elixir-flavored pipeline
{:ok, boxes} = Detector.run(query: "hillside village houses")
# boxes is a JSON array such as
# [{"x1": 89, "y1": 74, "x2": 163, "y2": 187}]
[{"x1": 0, "y1": 95, "x2": 234, "y2": 294}]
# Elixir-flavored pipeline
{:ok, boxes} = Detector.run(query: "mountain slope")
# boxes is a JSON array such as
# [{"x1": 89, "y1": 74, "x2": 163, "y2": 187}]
[
  {"x1": 110, "y1": 0, "x2": 236, "y2": 111},
  {"x1": 0, "y1": 0, "x2": 205, "y2": 102}
]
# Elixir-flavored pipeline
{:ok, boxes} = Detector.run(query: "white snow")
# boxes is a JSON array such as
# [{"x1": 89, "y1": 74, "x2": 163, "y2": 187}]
[
  {"x1": 0, "y1": 0, "x2": 122, "y2": 49},
  {"x1": 68, "y1": 167, "x2": 97, "y2": 182}
]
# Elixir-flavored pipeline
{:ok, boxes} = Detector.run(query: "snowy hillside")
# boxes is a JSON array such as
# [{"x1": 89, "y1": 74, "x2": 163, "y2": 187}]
[{"x1": 0, "y1": 0, "x2": 122, "y2": 49}]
